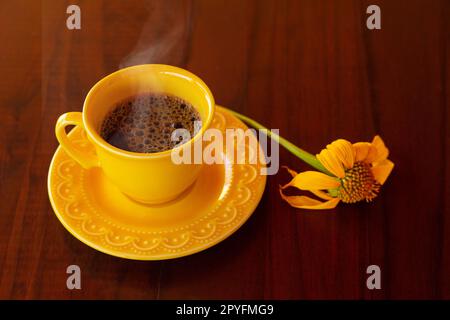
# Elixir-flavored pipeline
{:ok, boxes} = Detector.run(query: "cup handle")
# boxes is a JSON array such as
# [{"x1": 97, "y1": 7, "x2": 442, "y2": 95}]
[{"x1": 55, "y1": 112, "x2": 99, "y2": 169}]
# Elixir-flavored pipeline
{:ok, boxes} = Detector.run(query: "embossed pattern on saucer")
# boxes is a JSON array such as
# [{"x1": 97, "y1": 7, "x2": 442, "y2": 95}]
[{"x1": 48, "y1": 106, "x2": 267, "y2": 260}]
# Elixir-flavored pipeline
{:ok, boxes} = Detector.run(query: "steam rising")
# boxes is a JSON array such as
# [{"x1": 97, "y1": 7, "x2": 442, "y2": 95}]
[{"x1": 119, "y1": 4, "x2": 187, "y2": 68}]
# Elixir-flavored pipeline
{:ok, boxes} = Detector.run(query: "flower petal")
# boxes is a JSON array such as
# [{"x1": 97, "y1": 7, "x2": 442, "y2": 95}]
[
  {"x1": 283, "y1": 171, "x2": 341, "y2": 190},
  {"x1": 303, "y1": 198, "x2": 340, "y2": 210},
  {"x1": 364, "y1": 145, "x2": 379, "y2": 163},
  {"x1": 279, "y1": 189, "x2": 340, "y2": 210},
  {"x1": 282, "y1": 165, "x2": 298, "y2": 178},
  {"x1": 279, "y1": 190, "x2": 322, "y2": 206},
  {"x1": 353, "y1": 142, "x2": 371, "y2": 162},
  {"x1": 316, "y1": 149, "x2": 345, "y2": 178},
  {"x1": 327, "y1": 139, "x2": 354, "y2": 169},
  {"x1": 310, "y1": 189, "x2": 334, "y2": 200},
  {"x1": 371, "y1": 159, "x2": 394, "y2": 185},
  {"x1": 371, "y1": 135, "x2": 389, "y2": 163}
]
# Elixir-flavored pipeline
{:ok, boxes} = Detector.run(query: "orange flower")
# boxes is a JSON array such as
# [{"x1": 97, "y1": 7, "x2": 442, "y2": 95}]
[{"x1": 279, "y1": 136, "x2": 394, "y2": 209}]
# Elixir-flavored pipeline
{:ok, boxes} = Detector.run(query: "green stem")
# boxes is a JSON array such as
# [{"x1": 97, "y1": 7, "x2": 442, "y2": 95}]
[{"x1": 225, "y1": 108, "x2": 331, "y2": 175}]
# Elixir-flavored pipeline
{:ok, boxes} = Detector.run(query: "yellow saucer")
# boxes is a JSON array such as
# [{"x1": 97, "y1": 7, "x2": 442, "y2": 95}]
[{"x1": 48, "y1": 106, "x2": 266, "y2": 260}]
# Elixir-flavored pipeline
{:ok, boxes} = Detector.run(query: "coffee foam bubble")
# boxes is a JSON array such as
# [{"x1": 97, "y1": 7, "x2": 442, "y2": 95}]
[{"x1": 100, "y1": 93, "x2": 201, "y2": 153}]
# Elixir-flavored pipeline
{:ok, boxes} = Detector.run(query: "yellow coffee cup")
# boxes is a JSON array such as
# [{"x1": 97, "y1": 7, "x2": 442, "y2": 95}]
[{"x1": 55, "y1": 64, "x2": 215, "y2": 204}]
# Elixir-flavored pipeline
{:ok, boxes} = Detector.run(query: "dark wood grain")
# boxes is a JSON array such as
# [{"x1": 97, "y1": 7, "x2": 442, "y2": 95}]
[{"x1": 0, "y1": 0, "x2": 448, "y2": 299}]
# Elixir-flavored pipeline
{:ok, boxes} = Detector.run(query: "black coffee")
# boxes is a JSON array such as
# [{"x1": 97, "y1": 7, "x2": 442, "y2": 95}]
[{"x1": 100, "y1": 93, "x2": 201, "y2": 153}]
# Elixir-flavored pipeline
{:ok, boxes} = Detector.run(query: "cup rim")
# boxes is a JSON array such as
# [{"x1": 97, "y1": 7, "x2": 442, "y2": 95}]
[{"x1": 82, "y1": 64, "x2": 215, "y2": 159}]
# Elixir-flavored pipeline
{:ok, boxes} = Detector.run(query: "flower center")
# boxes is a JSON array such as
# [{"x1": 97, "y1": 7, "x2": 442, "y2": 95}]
[{"x1": 337, "y1": 161, "x2": 380, "y2": 203}]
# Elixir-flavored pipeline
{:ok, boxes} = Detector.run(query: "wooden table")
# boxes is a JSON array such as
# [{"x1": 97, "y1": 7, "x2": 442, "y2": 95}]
[{"x1": 0, "y1": 0, "x2": 448, "y2": 299}]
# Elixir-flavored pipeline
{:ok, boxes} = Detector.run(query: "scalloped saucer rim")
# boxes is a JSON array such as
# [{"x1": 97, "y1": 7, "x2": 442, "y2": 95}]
[{"x1": 47, "y1": 106, "x2": 267, "y2": 260}]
